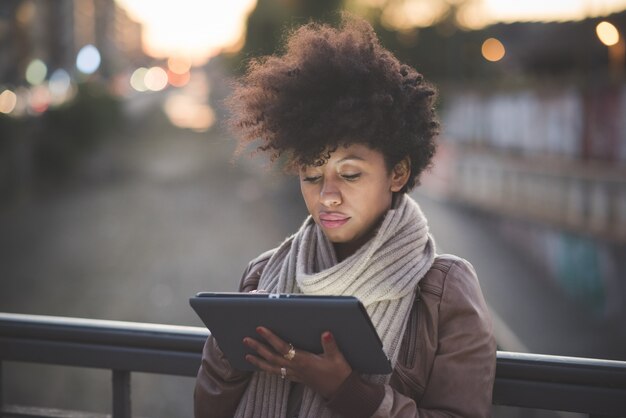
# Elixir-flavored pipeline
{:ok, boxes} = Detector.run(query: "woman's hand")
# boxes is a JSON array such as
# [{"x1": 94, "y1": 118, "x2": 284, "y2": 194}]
[{"x1": 243, "y1": 326, "x2": 352, "y2": 399}]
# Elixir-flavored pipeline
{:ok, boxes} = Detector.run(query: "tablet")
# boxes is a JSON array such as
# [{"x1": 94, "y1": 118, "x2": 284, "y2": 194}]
[{"x1": 189, "y1": 292, "x2": 392, "y2": 374}]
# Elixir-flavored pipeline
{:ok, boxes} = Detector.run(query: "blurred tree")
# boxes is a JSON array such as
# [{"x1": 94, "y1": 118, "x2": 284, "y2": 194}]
[
  {"x1": 237, "y1": 0, "x2": 343, "y2": 66},
  {"x1": 346, "y1": 0, "x2": 482, "y2": 32},
  {"x1": 36, "y1": 82, "x2": 123, "y2": 177},
  {"x1": 231, "y1": 0, "x2": 485, "y2": 80},
  {"x1": 340, "y1": 0, "x2": 486, "y2": 82},
  {"x1": 230, "y1": 0, "x2": 625, "y2": 84}
]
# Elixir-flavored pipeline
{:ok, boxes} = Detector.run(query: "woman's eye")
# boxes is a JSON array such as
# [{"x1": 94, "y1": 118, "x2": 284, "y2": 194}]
[
  {"x1": 342, "y1": 173, "x2": 361, "y2": 181},
  {"x1": 302, "y1": 176, "x2": 321, "y2": 183}
]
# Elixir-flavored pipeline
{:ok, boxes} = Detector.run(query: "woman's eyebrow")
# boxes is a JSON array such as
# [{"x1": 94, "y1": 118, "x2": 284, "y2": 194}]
[{"x1": 337, "y1": 155, "x2": 367, "y2": 163}]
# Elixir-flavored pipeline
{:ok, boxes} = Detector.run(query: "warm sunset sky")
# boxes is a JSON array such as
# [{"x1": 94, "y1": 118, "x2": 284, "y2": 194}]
[
  {"x1": 116, "y1": 0, "x2": 626, "y2": 63},
  {"x1": 117, "y1": 0, "x2": 257, "y2": 63},
  {"x1": 484, "y1": 0, "x2": 626, "y2": 22}
]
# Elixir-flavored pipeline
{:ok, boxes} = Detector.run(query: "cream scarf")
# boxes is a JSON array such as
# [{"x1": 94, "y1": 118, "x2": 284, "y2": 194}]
[{"x1": 235, "y1": 194, "x2": 435, "y2": 418}]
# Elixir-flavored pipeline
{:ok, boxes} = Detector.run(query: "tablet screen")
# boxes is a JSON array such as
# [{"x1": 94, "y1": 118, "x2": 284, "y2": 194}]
[{"x1": 190, "y1": 292, "x2": 392, "y2": 374}]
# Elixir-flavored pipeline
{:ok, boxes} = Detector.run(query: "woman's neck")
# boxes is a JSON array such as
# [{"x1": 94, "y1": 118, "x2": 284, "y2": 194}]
[
  {"x1": 331, "y1": 195, "x2": 401, "y2": 262},
  {"x1": 332, "y1": 218, "x2": 383, "y2": 262},
  {"x1": 333, "y1": 242, "x2": 357, "y2": 262}
]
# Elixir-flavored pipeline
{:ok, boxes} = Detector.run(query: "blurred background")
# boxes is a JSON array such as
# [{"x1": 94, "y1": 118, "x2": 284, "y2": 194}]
[{"x1": 1, "y1": 0, "x2": 625, "y2": 416}]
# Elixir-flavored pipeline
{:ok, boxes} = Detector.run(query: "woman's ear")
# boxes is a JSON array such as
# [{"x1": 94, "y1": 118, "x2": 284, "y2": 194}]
[{"x1": 390, "y1": 157, "x2": 411, "y2": 192}]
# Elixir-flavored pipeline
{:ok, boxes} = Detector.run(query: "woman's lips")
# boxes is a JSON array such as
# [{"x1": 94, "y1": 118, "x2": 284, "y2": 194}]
[{"x1": 319, "y1": 213, "x2": 350, "y2": 229}]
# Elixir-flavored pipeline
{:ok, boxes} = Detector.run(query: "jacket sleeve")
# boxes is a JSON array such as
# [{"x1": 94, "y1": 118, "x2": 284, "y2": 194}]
[
  {"x1": 193, "y1": 334, "x2": 253, "y2": 418},
  {"x1": 193, "y1": 254, "x2": 270, "y2": 418},
  {"x1": 327, "y1": 258, "x2": 496, "y2": 418}
]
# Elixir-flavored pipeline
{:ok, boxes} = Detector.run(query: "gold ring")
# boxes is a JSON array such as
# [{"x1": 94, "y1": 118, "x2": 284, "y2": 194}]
[
  {"x1": 280, "y1": 367, "x2": 287, "y2": 379},
  {"x1": 283, "y1": 343, "x2": 296, "y2": 361}
]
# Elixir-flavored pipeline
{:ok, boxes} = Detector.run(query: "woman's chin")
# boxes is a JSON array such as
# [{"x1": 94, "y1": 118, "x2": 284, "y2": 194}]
[{"x1": 324, "y1": 231, "x2": 350, "y2": 243}]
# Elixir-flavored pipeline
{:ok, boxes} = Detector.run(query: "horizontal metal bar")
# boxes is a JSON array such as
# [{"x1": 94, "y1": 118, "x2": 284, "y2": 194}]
[
  {"x1": 0, "y1": 313, "x2": 208, "y2": 352},
  {"x1": 493, "y1": 378, "x2": 626, "y2": 416},
  {"x1": 0, "y1": 312, "x2": 208, "y2": 377},
  {"x1": 0, "y1": 337, "x2": 202, "y2": 376},
  {"x1": 496, "y1": 351, "x2": 626, "y2": 387},
  {"x1": 1, "y1": 312, "x2": 626, "y2": 416},
  {"x1": 493, "y1": 352, "x2": 626, "y2": 416},
  {"x1": 1, "y1": 404, "x2": 109, "y2": 417}
]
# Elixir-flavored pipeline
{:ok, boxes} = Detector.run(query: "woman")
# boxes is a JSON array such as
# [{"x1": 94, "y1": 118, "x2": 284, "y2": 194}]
[{"x1": 195, "y1": 14, "x2": 496, "y2": 418}]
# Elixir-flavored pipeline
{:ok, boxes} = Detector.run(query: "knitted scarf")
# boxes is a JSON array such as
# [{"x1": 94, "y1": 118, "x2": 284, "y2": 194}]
[{"x1": 234, "y1": 194, "x2": 435, "y2": 418}]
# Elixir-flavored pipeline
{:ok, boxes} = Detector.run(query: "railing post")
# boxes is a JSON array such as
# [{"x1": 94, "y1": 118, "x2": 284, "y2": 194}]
[
  {"x1": 0, "y1": 360, "x2": 3, "y2": 411},
  {"x1": 112, "y1": 370, "x2": 131, "y2": 418}
]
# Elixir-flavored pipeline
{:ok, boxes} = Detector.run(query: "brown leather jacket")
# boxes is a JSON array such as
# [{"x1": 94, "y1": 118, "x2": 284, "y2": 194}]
[{"x1": 194, "y1": 252, "x2": 496, "y2": 418}]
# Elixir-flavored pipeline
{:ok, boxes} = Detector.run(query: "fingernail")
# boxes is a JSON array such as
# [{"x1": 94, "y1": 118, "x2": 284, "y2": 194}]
[
  {"x1": 256, "y1": 326, "x2": 265, "y2": 335},
  {"x1": 243, "y1": 337, "x2": 251, "y2": 346},
  {"x1": 323, "y1": 332, "x2": 333, "y2": 342}
]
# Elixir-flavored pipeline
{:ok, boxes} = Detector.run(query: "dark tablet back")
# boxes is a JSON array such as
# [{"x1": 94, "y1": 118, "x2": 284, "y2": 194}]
[{"x1": 189, "y1": 292, "x2": 392, "y2": 374}]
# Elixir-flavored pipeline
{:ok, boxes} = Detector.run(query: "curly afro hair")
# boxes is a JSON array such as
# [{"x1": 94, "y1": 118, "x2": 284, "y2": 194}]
[{"x1": 226, "y1": 14, "x2": 439, "y2": 192}]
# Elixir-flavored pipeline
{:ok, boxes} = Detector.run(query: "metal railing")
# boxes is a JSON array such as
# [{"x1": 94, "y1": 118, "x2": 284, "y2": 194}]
[{"x1": 1, "y1": 312, "x2": 625, "y2": 418}]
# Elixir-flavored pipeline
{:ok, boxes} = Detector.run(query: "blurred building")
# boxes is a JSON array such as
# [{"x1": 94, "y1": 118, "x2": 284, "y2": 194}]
[
  {"x1": 0, "y1": 0, "x2": 33, "y2": 85},
  {"x1": 0, "y1": 0, "x2": 144, "y2": 86},
  {"x1": 430, "y1": 11, "x2": 626, "y2": 323},
  {"x1": 0, "y1": 0, "x2": 146, "y2": 202}
]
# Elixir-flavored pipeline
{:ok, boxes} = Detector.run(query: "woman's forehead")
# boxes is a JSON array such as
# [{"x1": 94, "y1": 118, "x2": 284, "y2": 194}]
[{"x1": 301, "y1": 143, "x2": 383, "y2": 169}]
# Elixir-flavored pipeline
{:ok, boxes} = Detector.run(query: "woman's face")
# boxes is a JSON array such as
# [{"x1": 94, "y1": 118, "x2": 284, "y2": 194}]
[{"x1": 299, "y1": 143, "x2": 409, "y2": 259}]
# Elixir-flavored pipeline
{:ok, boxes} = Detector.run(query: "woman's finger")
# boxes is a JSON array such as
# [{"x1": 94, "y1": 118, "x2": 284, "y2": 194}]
[
  {"x1": 245, "y1": 353, "x2": 280, "y2": 374},
  {"x1": 244, "y1": 337, "x2": 284, "y2": 363},
  {"x1": 256, "y1": 326, "x2": 294, "y2": 359},
  {"x1": 245, "y1": 352, "x2": 303, "y2": 382},
  {"x1": 320, "y1": 331, "x2": 340, "y2": 358}
]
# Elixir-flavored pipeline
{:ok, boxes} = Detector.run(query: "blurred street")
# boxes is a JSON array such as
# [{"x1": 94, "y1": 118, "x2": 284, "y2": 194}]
[
  {"x1": 0, "y1": 110, "x2": 309, "y2": 326},
  {"x1": 0, "y1": 106, "x2": 309, "y2": 417},
  {"x1": 1, "y1": 101, "x2": 625, "y2": 417}
]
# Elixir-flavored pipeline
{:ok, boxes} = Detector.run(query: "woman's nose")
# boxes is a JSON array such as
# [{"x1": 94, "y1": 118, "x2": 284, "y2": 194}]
[{"x1": 320, "y1": 181, "x2": 342, "y2": 207}]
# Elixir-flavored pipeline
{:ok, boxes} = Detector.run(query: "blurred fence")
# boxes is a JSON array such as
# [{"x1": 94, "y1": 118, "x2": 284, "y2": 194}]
[
  {"x1": 444, "y1": 83, "x2": 626, "y2": 161},
  {"x1": 437, "y1": 82, "x2": 626, "y2": 320}
]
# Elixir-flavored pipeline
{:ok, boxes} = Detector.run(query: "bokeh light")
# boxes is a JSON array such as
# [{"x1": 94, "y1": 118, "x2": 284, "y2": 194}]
[
  {"x1": 167, "y1": 57, "x2": 192, "y2": 74},
  {"x1": 163, "y1": 93, "x2": 215, "y2": 132},
  {"x1": 144, "y1": 66, "x2": 168, "y2": 91},
  {"x1": 29, "y1": 85, "x2": 51, "y2": 114},
  {"x1": 167, "y1": 70, "x2": 190, "y2": 87},
  {"x1": 16, "y1": 0, "x2": 35, "y2": 25},
  {"x1": 162, "y1": 71, "x2": 214, "y2": 131},
  {"x1": 483, "y1": 0, "x2": 626, "y2": 24},
  {"x1": 380, "y1": 1, "x2": 444, "y2": 30},
  {"x1": 130, "y1": 67, "x2": 149, "y2": 92},
  {"x1": 49, "y1": 69, "x2": 72, "y2": 101},
  {"x1": 76, "y1": 44, "x2": 101, "y2": 74},
  {"x1": 0, "y1": 89, "x2": 18, "y2": 114},
  {"x1": 11, "y1": 87, "x2": 29, "y2": 117},
  {"x1": 596, "y1": 21, "x2": 620, "y2": 46},
  {"x1": 482, "y1": 38, "x2": 506, "y2": 62},
  {"x1": 25, "y1": 59, "x2": 47, "y2": 85}
]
